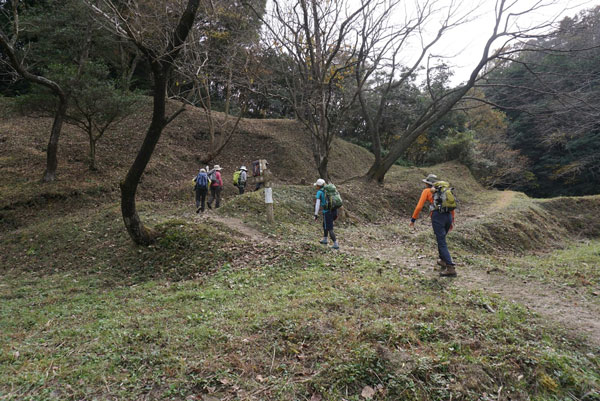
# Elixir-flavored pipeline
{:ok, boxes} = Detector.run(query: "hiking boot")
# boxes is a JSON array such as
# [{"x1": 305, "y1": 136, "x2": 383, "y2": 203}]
[
  {"x1": 319, "y1": 239, "x2": 328, "y2": 245},
  {"x1": 331, "y1": 244, "x2": 339, "y2": 250},
  {"x1": 436, "y1": 259, "x2": 448, "y2": 270},
  {"x1": 439, "y1": 265, "x2": 457, "y2": 277}
]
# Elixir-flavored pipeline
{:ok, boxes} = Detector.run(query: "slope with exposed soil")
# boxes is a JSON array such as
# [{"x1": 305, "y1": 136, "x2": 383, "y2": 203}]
[{"x1": 1, "y1": 99, "x2": 599, "y2": 400}]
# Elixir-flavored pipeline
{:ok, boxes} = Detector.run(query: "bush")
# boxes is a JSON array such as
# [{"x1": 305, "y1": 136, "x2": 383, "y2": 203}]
[{"x1": 426, "y1": 129, "x2": 476, "y2": 165}]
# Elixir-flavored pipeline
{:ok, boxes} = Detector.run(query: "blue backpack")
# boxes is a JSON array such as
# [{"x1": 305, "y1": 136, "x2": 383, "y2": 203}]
[{"x1": 195, "y1": 172, "x2": 208, "y2": 189}]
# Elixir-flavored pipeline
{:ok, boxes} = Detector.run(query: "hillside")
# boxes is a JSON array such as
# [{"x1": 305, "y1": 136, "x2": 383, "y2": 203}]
[
  {"x1": 1, "y1": 100, "x2": 599, "y2": 401},
  {"x1": 0, "y1": 98, "x2": 373, "y2": 228}
]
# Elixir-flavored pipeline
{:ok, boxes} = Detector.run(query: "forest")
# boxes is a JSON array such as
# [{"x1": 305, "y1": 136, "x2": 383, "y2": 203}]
[
  {"x1": 2, "y1": 1, "x2": 599, "y2": 201},
  {"x1": 1, "y1": 1, "x2": 600, "y2": 400}
]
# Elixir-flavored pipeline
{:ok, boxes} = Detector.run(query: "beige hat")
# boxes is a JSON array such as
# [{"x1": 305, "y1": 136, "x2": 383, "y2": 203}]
[
  {"x1": 213, "y1": 165, "x2": 222, "y2": 171},
  {"x1": 422, "y1": 174, "x2": 438, "y2": 185}
]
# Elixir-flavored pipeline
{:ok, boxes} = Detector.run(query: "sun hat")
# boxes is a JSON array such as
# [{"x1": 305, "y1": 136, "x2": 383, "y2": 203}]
[
  {"x1": 313, "y1": 178, "x2": 326, "y2": 187},
  {"x1": 213, "y1": 164, "x2": 222, "y2": 171},
  {"x1": 422, "y1": 174, "x2": 438, "y2": 185},
  {"x1": 200, "y1": 168, "x2": 206, "y2": 173},
  {"x1": 240, "y1": 166, "x2": 247, "y2": 171}
]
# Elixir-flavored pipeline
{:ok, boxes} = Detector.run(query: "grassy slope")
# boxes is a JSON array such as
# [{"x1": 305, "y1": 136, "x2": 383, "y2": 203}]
[
  {"x1": 0, "y1": 98, "x2": 374, "y2": 229},
  {"x1": 1, "y1": 100, "x2": 599, "y2": 400}
]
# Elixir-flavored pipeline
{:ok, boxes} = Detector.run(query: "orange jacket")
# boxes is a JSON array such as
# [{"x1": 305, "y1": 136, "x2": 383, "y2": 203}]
[{"x1": 411, "y1": 188, "x2": 455, "y2": 220}]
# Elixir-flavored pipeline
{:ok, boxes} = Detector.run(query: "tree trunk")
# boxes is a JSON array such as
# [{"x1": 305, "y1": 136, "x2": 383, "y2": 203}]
[
  {"x1": 42, "y1": 94, "x2": 67, "y2": 182},
  {"x1": 317, "y1": 156, "x2": 329, "y2": 181},
  {"x1": 366, "y1": 129, "x2": 422, "y2": 183},
  {"x1": 89, "y1": 133, "x2": 97, "y2": 171},
  {"x1": 118, "y1": 0, "x2": 200, "y2": 245},
  {"x1": 120, "y1": 69, "x2": 167, "y2": 245}
]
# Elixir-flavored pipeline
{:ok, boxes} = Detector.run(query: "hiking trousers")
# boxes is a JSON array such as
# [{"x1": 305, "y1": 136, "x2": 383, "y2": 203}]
[
  {"x1": 195, "y1": 187, "x2": 208, "y2": 211},
  {"x1": 209, "y1": 186, "x2": 222, "y2": 208},
  {"x1": 431, "y1": 211, "x2": 454, "y2": 266},
  {"x1": 322, "y1": 209, "x2": 338, "y2": 241}
]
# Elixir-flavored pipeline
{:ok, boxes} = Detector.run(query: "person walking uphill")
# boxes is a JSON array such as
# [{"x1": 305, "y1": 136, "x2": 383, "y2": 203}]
[
  {"x1": 207, "y1": 165, "x2": 223, "y2": 209},
  {"x1": 194, "y1": 168, "x2": 209, "y2": 213},
  {"x1": 314, "y1": 178, "x2": 339, "y2": 250},
  {"x1": 233, "y1": 166, "x2": 247, "y2": 195},
  {"x1": 410, "y1": 174, "x2": 457, "y2": 277}
]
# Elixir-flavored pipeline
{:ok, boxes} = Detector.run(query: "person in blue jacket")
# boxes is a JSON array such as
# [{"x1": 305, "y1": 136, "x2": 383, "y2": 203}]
[
  {"x1": 194, "y1": 168, "x2": 209, "y2": 213},
  {"x1": 314, "y1": 178, "x2": 339, "y2": 250}
]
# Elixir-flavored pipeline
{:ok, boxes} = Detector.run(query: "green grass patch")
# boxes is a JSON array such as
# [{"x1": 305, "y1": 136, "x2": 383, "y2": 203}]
[{"x1": 1, "y1": 249, "x2": 598, "y2": 400}]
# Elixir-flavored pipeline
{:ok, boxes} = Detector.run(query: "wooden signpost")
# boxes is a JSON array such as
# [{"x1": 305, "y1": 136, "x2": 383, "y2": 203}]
[{"x1": 253, "y1": 159, "x2": 274, "y2": 224}]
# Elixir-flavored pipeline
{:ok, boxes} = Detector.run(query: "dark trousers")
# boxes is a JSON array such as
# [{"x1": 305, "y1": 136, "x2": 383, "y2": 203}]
[
  {"x1": 195, "y1": 187, "x2": 208, "y2": 211},
  {"x1": 238, "y1": 184, "x2": 246, "y2": 195},
  {"x1": 431, "y1": 211, "x2": 454, "y2": 265},
  {"x1": 322, "y1": 209, "x2": 337, "y2": 241},
  {"x1": 208, "y1": 186, "x2": 222, "y2": 208}
]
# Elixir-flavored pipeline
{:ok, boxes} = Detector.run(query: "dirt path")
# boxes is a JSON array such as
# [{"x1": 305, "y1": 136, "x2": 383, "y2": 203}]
[
  {"x1": 195, "y1": 191, "x2": 600, "y2": 346},
  {"x1": 196, "y1": 213, "x2": 277, "y2": 244},
  {"x1": 368, "y1": 190, "x2": 600, "y2": 346},
  {"x1": 489, "y1": 190, "x2": 516, "y2": 213},
  {"x1": 458, "y1": 267, "x2": 600, "y2": 345}
]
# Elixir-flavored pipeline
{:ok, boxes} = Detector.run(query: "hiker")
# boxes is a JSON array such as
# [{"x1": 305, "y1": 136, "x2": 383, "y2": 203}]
[
  {"x1": 410, "y1": 174, "x2": 457, "y2": 277},
  {"x1": 253, "y1": 160, "x2": 268, "y2": 191},
  {"x1": 233, "y1": 166, "x2": 248, "y2": 195},
  {"x1": 207, "y1": 164, "x2": 223, "y2": 209},
  {"x1": 314, "y1": 178, "x2": 339, "y2": 250},
  {"x1": 194, "y1": 168, "x2": 209, "y2": 213}
]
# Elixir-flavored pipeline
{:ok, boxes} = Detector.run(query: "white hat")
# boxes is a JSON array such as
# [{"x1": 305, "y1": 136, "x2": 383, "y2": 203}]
[
  {"x1": 313, "y1": 178, "x2": 326, "y2": 187},
  {"x1": 422, "y1": 174, "x2": 438, "y2": 185},
  {"x1": 200, "y1": 168, "x2": 206, "y2": 173},
  {"x1": 240, "y1": 166, "x2": 247, "y2": 171},
  {"x1": 213, "y1": 164, "x2": 222, "y2": 171}
]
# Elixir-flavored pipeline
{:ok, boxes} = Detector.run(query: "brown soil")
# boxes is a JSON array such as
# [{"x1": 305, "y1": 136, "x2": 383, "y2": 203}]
[{"x1": 211, "y1": 189, "x2": 600, "y2": 346}]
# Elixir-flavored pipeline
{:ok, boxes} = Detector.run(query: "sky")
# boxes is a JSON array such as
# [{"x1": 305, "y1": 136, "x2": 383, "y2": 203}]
[
  {"x1": 265, "y1": 0, "x2": 600, "y2": 85},
  {"x1": 412, "y1": 0, "x2": 600, "y2": 84}
]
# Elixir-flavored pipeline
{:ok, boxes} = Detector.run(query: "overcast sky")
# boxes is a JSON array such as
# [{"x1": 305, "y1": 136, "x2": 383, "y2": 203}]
[
  {"x1": 425, "y1": 0, "x2": 600, "y2": 84},
  {"x1": 265, "y1": 0, "x2": 600, "y2": 85}
]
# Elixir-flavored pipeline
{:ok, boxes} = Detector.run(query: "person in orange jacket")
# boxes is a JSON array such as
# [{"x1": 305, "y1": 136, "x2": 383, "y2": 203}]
[{"x1": 409, "y1": 174, "x2": 457, "y2": 277}]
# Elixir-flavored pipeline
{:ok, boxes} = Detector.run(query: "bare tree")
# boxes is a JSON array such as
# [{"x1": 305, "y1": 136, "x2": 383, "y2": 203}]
[
  {"x1": 359, "y1": 0, "x2": 566, "y2": 182},
  {"x1": 257, "y1": 0, "x2": 375, "y2": 179},
  {"x1": 89, "y1": 0, "x2": 201, "y2": 245},
  {"x1": 0, "y1": 0, "x2": 67, "y2": 182},
  {"x1": 172, "y1": 7, "x2": 252, "y2": 165}
]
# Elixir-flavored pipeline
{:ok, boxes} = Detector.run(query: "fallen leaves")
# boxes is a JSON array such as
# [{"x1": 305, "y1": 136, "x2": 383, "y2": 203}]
[{"x1": 361, "y1": 385, "x2": 376, "y2": 399}]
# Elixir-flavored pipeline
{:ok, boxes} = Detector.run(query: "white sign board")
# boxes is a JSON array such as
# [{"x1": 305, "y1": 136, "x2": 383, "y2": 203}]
[{"x1": 264, "y1": 187, "x2": 273, "y2": 204}]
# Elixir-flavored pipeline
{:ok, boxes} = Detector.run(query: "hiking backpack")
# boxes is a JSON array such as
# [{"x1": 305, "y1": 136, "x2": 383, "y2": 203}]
[
  {"x1": 208, "y1": 169, "x2": 218, "y2": 183},
  {"x1": 195, "y1": 172, "x2": 208, "y2": 189},
  {"x1": 233, "y1": 170, "x2": 241, "y2": 186},
  {"x1": 251, "y1": 160, "x2": 261, "y2": 177},
  {"x1": 323, "y1": 183, "x2": 343, "y2": 210},
  {"x1": 432, "y1": 181, "x2": 457, "y2": 213}
]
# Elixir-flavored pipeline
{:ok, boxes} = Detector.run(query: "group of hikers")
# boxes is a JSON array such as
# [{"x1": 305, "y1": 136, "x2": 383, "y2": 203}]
[
  {"x1": 194, "y1": 164, "x2": 457, "y2": 277},
  {"x1": 193, "y1": 164, "x2": 248, "y2": 213},
  {"x1": 312, "y1": 173, "x2": 456, "y2": 276}
]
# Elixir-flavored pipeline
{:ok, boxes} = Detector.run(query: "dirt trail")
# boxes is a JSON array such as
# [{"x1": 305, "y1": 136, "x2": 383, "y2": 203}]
[
  {"x1": 196, "y1": 213, "x2": 277, "y2": 244},
  {"x1": 195, "y1": 191, "x2": 600, "y2": 346},
  {"x1": 489, "y1": 190, "x2": 516, "y2": 213},
  {"x1": 375, "y1": 190, "x2": 600, "y2": 346}
]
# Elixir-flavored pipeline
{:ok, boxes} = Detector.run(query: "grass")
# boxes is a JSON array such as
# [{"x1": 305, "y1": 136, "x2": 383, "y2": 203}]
[
  {"x1": 2, "y1": 206, "x2": 600, "y2": 400},
  {"x1": 2, "y1": 242, "x2": 599, "y2": 400},
  {"x1": 467, "y1": 240, "x2": 600, "y2": 300},
  {"x1": 2, "y1": 98, "x2": 600, "y2": 400}
]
